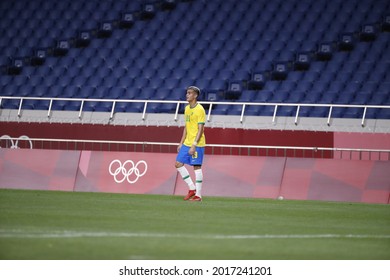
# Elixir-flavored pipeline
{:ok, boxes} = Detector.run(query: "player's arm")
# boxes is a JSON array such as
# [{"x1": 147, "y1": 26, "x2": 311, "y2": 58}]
[
  {"x1": 177, "y1": 126, "x2": 187, "y2": 152},
  {"x1": 189, "y1": 123, "x2": 204, "y2": 155},
  {"x1": 193, "y1": 123, "x2": 204, "y2": 145}
]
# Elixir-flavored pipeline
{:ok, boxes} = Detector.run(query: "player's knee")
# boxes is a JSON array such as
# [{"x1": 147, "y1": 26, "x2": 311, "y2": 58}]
[
  {"x1": 193, "y1": 165, "x2": 202, "y2": 170},
  {"x1": 175, "y1": 162, "x2": 183, "y2": 168}
]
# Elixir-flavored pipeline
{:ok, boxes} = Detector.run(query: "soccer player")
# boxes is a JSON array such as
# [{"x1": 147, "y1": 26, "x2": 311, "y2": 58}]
[{"x1": 175, "y1": 86, "x2": 206, "y2": 202}]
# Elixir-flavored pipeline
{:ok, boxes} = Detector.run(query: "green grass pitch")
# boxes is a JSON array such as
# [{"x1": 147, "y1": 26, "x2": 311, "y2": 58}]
[{"x1": 0, "y1": 189, "x2": 389, "y2": 260}]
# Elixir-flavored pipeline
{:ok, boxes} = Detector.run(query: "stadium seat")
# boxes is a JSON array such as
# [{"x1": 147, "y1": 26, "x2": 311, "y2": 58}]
[
  {"x1": 331, "y1": 107, "x2": 347, "y2": 118},
  {"x1": 253, "y1": 90, "x2": 273, "y2": 102},
  {"x1": 338, "y1": 33, "x2": 355, "y2": 51},
  {"x1": 270, "y1": 91, "x2": 289, "y2": 103},
  {"x1": 7, "y1": 58, "x2": 24, "y2": 75},
  {"x1": 382, "y1": 15, "x2": 390, "y2": 31},
  {"x1": 376, "y1": 109, "x2": 390, "y2": 119},
  {"x1": 258, "y1": 105, "x2": 276, "y2": 117},
  {"x1": 316, "y1": 42, "x2": 333, "y2": 61},
  {"x1": 53, "y1": 40, "x2": 70, "y2": 57},
  {"x1": 20, "y1": 98, "x2": 35, "y2": 110},
  {"x1": 205, "y1": 89, "x2": 224, "y2": 102},
  {"x1": 245, "y1": 104, "x2": 261, "y2": 116},
  {"x1": 294, "y1": 52, "x2": 311, "y2": 71},
  {"x1": 140, "y1": 4, "x2": 156, "y2": 20},
  {"x1": 237, "y1": 90, "x2": 255, "y2": 102},
  {"x1": 247, "y1": 72, "x2": 267, "y2": 90},
  {"x1": 279, "y1": 81, "x2": 297, "y2": 92},
  {"x1": 263, "y1": 80, "x2": 281, "y2": 92},
  {"x1": 360, "y1": 24, "x2": 377, "y2": 41},
  {"x1": 51, "y1": 100, "x2": 68, "y2": 111},
  {"x1": 126, "y1": 102, "x2": 144, "y2": 113},
  {"x1": 97, "y1": 22, "x2": 114, "y2": 38},
  {"x1": 212, "y1": 104, "x2": 231, "y2": 115},
  {"x1": 1, "y1": 98, "x2": 21, "y2": 109},
  {"x1": 278, "y1": 105, "x2": 296, "y2": 117},
  {"x1": 208, "y1": 79, "x2": 226, "y2": 91},
  {"x1": 75, "y1": 30, "x2": 92, "y2": 48},
  {"x1": 30, "y1": 48, "x2": 47, "y2": 66},
  {"x1": 64, "y1": 100, "x2": 82, "y2": 111},
  {"x1": 351, "y1": 92, "x2": 371, "y2": 105},
  {"x1": 309, "y1": 106, "x2": 329, "y2": 118},
  {"x1": 224, "y1": 80, "x2": 243, "y2": 100},
  {"x1": 271, "y1": 62, "x2": 289, "y2": 80},
  {"x1": 286, "y1": 91, "x2": 305, "y2": 103},
  {"x1": 119, "y1": 12, "x2": 135, "y2": 29},
  {"x1": 161, "y1": 0, "x2": 177, "y2": 11},
  {"x1": 235, "y1": 69, "x2": 250, "y2": 81}
]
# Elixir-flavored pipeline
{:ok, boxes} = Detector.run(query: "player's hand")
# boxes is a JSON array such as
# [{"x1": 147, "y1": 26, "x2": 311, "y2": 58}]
[
  {"x1": 177, "y1": 144, "x2": 182, "y2": 152},
  {"x1": 188, "y1": 145, "x2": 196, "y2": 155}
]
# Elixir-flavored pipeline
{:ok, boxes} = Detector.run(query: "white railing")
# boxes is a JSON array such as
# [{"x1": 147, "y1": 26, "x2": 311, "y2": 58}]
[
  {"x1": 1, "y1": 96, "x2": 390, "y2": 127},
  {"x1": 1, "y1": 136, "x2": 389, "y2": 160}
]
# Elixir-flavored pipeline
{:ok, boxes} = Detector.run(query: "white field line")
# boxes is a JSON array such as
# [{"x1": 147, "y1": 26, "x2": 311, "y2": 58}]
[{"x1": 0, "y1": 229, "x2": 389, "y2": 239}]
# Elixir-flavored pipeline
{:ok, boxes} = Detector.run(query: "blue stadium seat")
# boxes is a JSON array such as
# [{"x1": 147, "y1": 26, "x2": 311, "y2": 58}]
[
  {"x1": 140, "y1": 3, "x2": 156, "y2": 20},
  {"x1": 119, "y1": 12, "x2": 135, "y2": 29},
  {"x1": 278, "y1": 106, "x2": 296, "y2": 117},
  {"x1": 334, "y1": 93, "x2": 354, "y2": 104},
  {"x1": 162, "y1": 78, "x2": 179, "y2": 90},
  {"x1": 316, "y1": 42, "x2": 333, "y2": 61},
  {"x1": 331, "y1": 107, "x2": 347, "y2": 118},
  {"x1": 360, "y1": 24, "x2": 377, "y2": 41},
  {"x1": 204, "y1": 89, "x2": 223, "y2": 102},
  {"x1": 294, "y1": 52, "x2": 311, "y2": 71},
  {"x1": 339, "y1": 33, "x2": 355, "y2": 51},
  {"x1": 245, "y1": 105, "x2": 261, "y2": 116},
  {"x1": 368, "y1": 93, "x2": 389, "y2": 105},
  {"x1": 225, "y1": 80, "x2": 243, "y2": 100},
  {"x1": 263, "y1": 80, "x2": 280, "y2": 92},
  {"x1": 51, "y1": 100, "x2": 68, "y2": 111},
  {"x1": 258, "y1": 106, "x2": 276, "y2": 117},
  {"x1": 270, "y1": 91, "x2": 289, "y2": 103},
  {"x1": 253, "y1": 90, "x2": 273, "y2": 102},
  {"x1": 351, "y1": 92, "x2": 371, "y2": 105},
  {"x1": 286, "y1": 91, "x2": 305, "y2": 103},
  {"x1": 248, "y1": 72, "x2": 267, "y2": 90},
  {"x1": 376, "y1": 109, "x2": 390, "y2": 119},
  {"x1": 309, "y1": 107, "x2": 329, "y2": 118},
  {"x1": 212, "y1": 104, "x2": 231, "y2": 115},
  {"x1": 272, "y1": 61, "x2": 290, "y2": 80},
  {"x1": 154, "y1": 88, "x2": 170, "y2": 100},
  {"x1": 293, "y1": 80, "x2": 311, "y2": 95},
  {"x1": 237, "y1": 90, "x2": 255, "y2": 102}
]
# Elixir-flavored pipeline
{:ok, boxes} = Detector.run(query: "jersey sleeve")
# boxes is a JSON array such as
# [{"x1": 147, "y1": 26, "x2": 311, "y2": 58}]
[{"x1": 197, "y1": 106, "x2": 206, "y2": 124}]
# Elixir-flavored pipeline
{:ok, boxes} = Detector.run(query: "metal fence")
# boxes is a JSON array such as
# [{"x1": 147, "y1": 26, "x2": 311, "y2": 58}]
[
  {"x1": 1, "y1": 136, "x2": 389, "y2": 161},
  {"x1": 1, "y1": 96, "x2": 390, "y2": 126}
]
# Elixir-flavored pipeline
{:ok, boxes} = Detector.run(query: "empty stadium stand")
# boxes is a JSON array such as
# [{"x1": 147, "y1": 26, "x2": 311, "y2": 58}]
[{"x1": 0, "y1": 0, "x2": 389, "y2": 119}]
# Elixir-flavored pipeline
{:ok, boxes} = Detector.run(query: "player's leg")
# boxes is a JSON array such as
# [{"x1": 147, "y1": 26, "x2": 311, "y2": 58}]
[
  {"x1": 175, "y1": 145, "x2": 196, "y2": 200},
  {"x1": 191, "y1": 165, "x2": 203, "y2": 201},
  {"x1": 189, "y1": 147, "x2": 205, "y2": 201}
]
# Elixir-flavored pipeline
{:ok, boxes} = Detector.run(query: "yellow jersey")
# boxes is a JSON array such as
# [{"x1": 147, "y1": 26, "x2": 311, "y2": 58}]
[{"x1": 184, "y1": 103, "x2": 206, "y2": 147}]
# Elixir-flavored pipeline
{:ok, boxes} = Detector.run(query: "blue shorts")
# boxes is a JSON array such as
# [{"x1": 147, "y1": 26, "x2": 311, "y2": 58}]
[{"x1": 176, "y1": 145, "x2": 205, "y2": 166}]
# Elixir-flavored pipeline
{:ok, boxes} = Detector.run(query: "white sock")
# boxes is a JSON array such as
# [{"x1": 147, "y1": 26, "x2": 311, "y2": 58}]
[
  {"x1": 195, "y1": 169, "x2": 203, "y2": 197},
  {"x1": 177, "y1": 166, "x2": 195, "y2": 190}
]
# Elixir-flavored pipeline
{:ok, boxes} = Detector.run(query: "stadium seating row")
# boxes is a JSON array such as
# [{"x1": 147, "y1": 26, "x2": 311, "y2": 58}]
[{"x1": 0, "y1": 0, "x2": 389, "y2": 118}]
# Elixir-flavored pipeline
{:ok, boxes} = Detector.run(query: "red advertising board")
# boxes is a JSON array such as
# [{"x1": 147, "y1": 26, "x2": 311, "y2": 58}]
[
  {"x1": 0, "y1": 149, "x2": 389, "y2": 204},
  {"x1": 0, "y1": 149, "x2": 79, "y2": 191},
  {"x1": 74, "y1": 151, "x2": 178, "y2": 195},
  {"x1": 174, "y1": 155, "x2": 285, "y2": 199}
]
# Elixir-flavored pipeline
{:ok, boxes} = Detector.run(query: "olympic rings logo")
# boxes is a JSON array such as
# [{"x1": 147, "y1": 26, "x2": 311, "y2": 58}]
[
  {"x1": 0, "y1": 135, "x2": 33, "y2": 149},
  {"x1": 109, "y1": 159, "x2": 148, "y2": 184}
]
